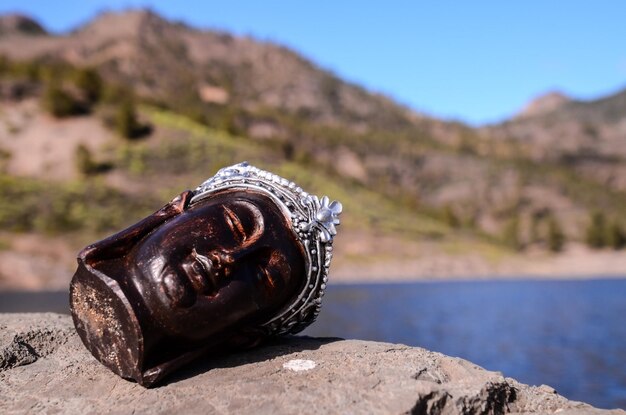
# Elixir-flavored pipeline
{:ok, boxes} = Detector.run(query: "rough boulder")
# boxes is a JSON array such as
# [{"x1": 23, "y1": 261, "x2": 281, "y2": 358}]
[{"x1": 0, "y1": 313, "x2": 622, "y2": 414}]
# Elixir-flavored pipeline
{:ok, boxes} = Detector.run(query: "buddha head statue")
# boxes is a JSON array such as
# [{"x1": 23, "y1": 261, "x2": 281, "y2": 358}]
[{"x1": 70, "y1": 162, "x2": 342, "y2": 387}]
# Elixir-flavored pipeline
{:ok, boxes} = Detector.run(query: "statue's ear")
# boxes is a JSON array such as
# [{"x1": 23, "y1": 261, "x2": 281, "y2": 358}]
[
  {"x1": 80, "y1": 190, "x2": 194, "y2": 264},
  {"x1": 168, "y1": 190, "x2": 193, "y2": 213}
]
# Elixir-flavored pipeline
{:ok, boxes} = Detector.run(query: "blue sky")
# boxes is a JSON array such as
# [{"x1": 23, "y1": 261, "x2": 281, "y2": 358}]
[{"x1": 1, "y1": 1, "x2": 625, "y2": 125}]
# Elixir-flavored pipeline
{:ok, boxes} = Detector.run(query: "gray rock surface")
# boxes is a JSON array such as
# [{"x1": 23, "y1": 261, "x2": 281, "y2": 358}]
[{"x1": 0, "y1": 313, "x2": 622, "y2": 415}]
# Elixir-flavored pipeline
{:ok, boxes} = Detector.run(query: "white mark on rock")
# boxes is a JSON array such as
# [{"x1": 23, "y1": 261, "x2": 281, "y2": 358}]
[{"x1": 283, "y1": 359, "x2": 316, "y2": 372}]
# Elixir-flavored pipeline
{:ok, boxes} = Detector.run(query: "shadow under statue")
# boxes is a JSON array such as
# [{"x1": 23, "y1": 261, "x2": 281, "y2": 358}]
[{"x1": 69, "y1": 163, "x2": 341, "y2": 387}]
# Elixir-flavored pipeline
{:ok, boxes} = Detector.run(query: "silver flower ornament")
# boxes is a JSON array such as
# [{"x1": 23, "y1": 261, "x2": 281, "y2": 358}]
[{"x1": 305, "y1": 195, "x2": 342, "y2": 243}]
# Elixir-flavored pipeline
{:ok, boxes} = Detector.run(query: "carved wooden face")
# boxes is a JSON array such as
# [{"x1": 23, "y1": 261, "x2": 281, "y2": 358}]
[{"x1": 127, "y1": 190, "x2": 305, "y2": 340}]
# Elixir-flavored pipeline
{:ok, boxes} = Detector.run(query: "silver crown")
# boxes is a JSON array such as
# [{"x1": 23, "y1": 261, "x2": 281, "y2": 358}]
[{"x1": 190, "y1": 162, "x2": 342, "y2": 335}]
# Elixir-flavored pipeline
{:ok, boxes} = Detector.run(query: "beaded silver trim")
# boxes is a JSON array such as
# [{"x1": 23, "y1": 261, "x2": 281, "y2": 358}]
[{"x1": 190, "y1": 162, "x2": 342, "y2": 335}]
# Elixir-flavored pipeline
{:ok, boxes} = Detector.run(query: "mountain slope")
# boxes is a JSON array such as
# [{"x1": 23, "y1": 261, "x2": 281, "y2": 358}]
[
  {"x1": 516, "y1": 91, "x2": 571, "y2": 119},
  {"x1": 482, "y1": 88, "x2": 626, "y2": 192},
  {"x1": 0, "y1": 10, "x2": 423, "y2": 133},
  {"x1": 0, "y1": 14, "x2": 46, "y2": 36},
  {"x1": 0, "y1": 9, "x2": 625, "y2": 261}
]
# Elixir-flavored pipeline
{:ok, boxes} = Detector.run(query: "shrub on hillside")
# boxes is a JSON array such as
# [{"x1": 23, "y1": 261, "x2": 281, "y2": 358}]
[
  {"x1": 0, "y1": 174, "x2": 155, "y2": 233},
  {"x1": 607, "y1": 221, "x2": 626, "y2": 250},
  {"x1": 74, "y1": 144, "x2": 113, "y2": 176},
  {"x1": 0, "y1": 148, "x2": 11, "y2": 173},
  {"x1": 101, "y1": 83, "x2": 134, "y2": 105},
  {"x1": 585, "y1": 211, "x2": 607, "y2": 248},
  {"x1": 73, "y1": 67, "x2": 102, "y2": 104},
  {"x1": 42, "y1": 82, "x2": 83, "y2": 118},
  {"x1": 0, "y1": 57, "x2": 42, "y2": 81},
  {"x1": 114, "y1": 99, "x2": 150, "y2": 139},
  {"x1": 443, "y1": 205, "x2": 460, "y2": 228},
  {"x1": 0, "y1": 55, "x2": 7, "y2": 74},
  {"x1": 502, "y1": 215, "x2": 522, "y2": 251},
  {"x1": 75, "y1": 145, "x2": 97, "y2": 175},
  {"x1": 547, "y1": 216, "x2": 565, "y2": 252}
]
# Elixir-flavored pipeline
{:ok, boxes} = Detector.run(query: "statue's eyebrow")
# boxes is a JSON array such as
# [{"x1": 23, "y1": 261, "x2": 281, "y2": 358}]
[{"x1": 222, "y1": 201, "x2": 264, "y2": 247}]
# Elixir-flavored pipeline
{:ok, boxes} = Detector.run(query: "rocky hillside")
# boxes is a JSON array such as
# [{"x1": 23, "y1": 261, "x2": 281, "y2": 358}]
[
  {"x1": 516, "y1": 91, "x2": 571, "y2": 119},
  {"x1": 0, "y1": 14, "x2": 46, "y2": 36},
  {"x1": 0, "y1": 10, "x2": 424, "y2": 133},
  {"x1": 483, "y1": 89, "x2": 626, "y2": 191},
  {"x1": 0, "y1": 10, "x2": 625, "y2": 289}
]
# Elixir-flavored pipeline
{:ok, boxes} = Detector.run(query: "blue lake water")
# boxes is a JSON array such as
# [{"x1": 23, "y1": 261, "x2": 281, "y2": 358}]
[
  {"x1": 1, "y1": 278, "x2": 625, "y2": 409},
  {"x1": 303, "y1": 279, "x2": 626, "y2": 410}
]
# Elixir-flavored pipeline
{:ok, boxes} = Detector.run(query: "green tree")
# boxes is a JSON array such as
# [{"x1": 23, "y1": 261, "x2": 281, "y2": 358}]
[
  {"x1": 42, "y1": 82, "x2": 81, "y2": 118},
  {"x1": 115, "y1": 99, "x2": 142, "y2": 139},
  {"x1": 547, "y1": 216, "x2": 565, "y2": 252},
  {"x1": 443, "y1": 204, "x2": 460, "y2": 228},
  {"x1": 529, "y1": 213, "x2": 542, "y2": 244},
  {"x1": 607, "y1": 221, "x2": 626, "y2": 250},
  {"x1": 0, "y1": 55, "x2": 9, "y2": 75},
  {"x1": 0, "y1": 148, "x2": 11, "y2": 173},
  {"x1": 73, "y1": 67, "x2": 102, "y2": 104},
  {"x1": 101, "y1": 83, "x2": 133, "y2": 105},
  {"x1": 585, "y1": 211, "x2": 607, "y2": 249},
  {"x1": 502, "y1": 215, "x2": 522, "y2": 251},
  {"x1": 74, "y1": 144, "x2": 96, "y2": 176}
]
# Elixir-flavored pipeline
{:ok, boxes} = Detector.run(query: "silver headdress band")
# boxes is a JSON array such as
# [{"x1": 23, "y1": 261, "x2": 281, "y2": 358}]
[{"x1": 189, "y1": 162, "x2": 342, "y2": 336}]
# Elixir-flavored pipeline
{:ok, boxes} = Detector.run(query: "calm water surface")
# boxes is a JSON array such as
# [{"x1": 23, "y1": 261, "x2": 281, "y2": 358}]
[
  {"x1": 302, "y1": 279, "x2": 626, "y2": 410},
  {"x1": 1, "y1": 279, "x2": 624, "y2": 409}
]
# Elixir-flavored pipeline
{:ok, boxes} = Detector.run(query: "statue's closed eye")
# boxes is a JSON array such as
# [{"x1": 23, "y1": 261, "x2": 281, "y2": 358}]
[
  {"x1": 256, "y1": 250, "x2": 290, "y2": 291},
  {"x1": 257, "y1": 266, "x2": 276, "y2": 288},
  {"x1": 222, "y1": 201, "x2": 264, "y2": 247},
  {"x1": 223, "y1": 206, "x2": 246, "y2": 243}
]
